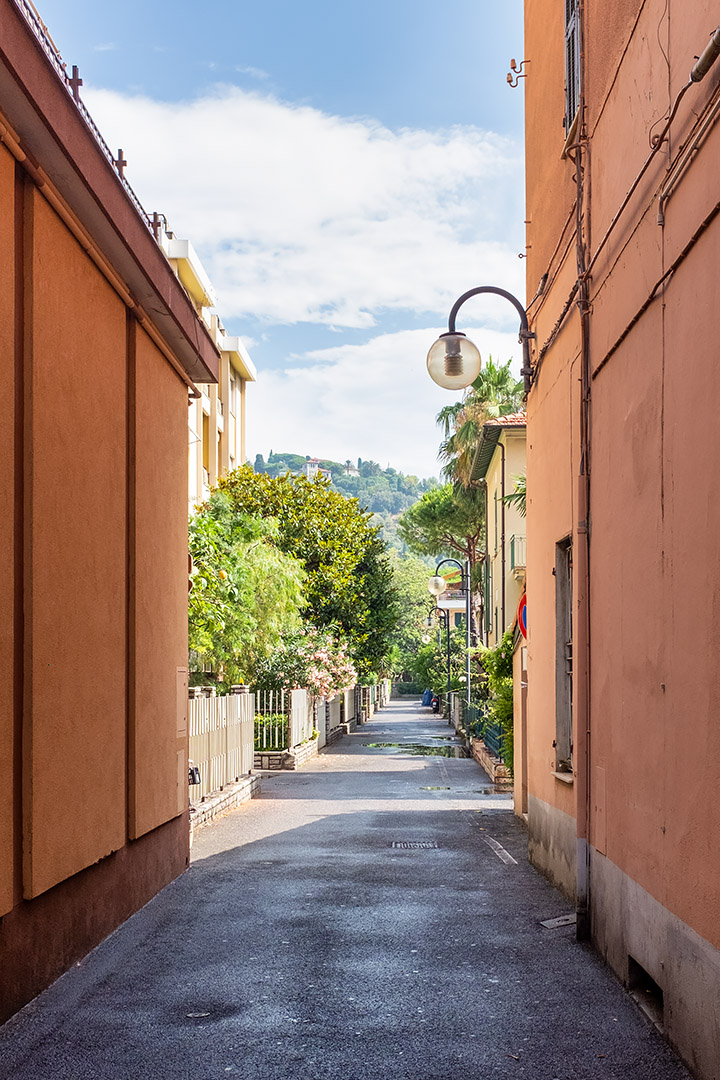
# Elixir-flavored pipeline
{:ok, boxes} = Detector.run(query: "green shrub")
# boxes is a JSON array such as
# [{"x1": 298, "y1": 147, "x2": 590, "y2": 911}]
[
  {"x1": 478, "y1": 629, "x2": 515, "y2": 773},
  {"x1": 254, "y1": 713, "x2": 289, "y2": 751}
]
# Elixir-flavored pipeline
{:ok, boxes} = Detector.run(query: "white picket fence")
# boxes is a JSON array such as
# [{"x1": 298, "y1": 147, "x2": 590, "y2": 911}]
[
  {"x1": 188, "y1": 692, "x2": 254, "y2": 800},
  {"x1": 289, "y1": 688, "x2": 314, "y2": 747},
  {"x1": 189, "y1": 681, "x2": 391, "y2": 799}
]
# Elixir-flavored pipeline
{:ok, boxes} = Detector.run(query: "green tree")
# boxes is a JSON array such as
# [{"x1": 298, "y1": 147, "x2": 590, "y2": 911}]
[
  {"x1": 412, "y1": 625, "x2": 468, "y2": 696},
  {"x1": 189, "y1": 492, "x2": 305, "y2": 686},
  {"x1": 386, "y1": 553, "x2": 436, "y2": 677},
  {"x1": 216, "y1": 465, "x2": 398, "y2": 678},
  {"x1": 398, "y1": 484, "x2": 485, "y2": 640},
  {"x1": 475, "y1": 628, "x2": 515, "y2": 770}
]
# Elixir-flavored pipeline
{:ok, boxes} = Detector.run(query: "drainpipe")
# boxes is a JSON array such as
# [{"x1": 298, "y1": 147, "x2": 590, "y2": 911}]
[
  {"x1": 570, "y1": 0, "x2": 592, "y2": 943},
  {"x1": 483, "y1": 480, "x2": 489, "y2": 646},
  {"x1": 464, "y1": 560, "x2": 471, "y2": 709}
]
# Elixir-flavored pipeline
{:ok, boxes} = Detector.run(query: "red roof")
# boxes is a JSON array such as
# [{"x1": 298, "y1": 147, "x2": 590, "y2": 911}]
[{"x1": 484, "y1": 411, "x2": 527, "y2": 427}]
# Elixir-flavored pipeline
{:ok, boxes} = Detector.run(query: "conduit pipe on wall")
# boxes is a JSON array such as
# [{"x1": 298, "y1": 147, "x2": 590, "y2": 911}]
[
  {"x1": 658, "y1": 89, "x2": 720, "y2": 225},
  {"x1": 566, "y1": 133, "x2": 593, "y2": 941},
  {"x1": 0, "y1": 111, "x2": 202, "y2": 399},
  {"x1": 586, "y1": 24, "x2": 720, "y2": 280},
  {"x1": 582, "y1": 80, "x2": 692, "y2": 281},
  {"x1": 690, "y1": 25, "x2": 720, "y2": 82}
]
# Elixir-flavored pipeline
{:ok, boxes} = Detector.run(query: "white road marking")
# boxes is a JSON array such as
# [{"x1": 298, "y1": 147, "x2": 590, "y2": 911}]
[{"x1": 484, "y1": 835, "x2": 518, "y2": 865}]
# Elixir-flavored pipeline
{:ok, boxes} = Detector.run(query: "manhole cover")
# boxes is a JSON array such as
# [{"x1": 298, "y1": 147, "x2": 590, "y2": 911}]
[
  {"x1": 540, "y1": 913, "x2": 577, "y2": 929},
  {"x1": 391, "y1": 841, "x2": 439, "y2": 849}
]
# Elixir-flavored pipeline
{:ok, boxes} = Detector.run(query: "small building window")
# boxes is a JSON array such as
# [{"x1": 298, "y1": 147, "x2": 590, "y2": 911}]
[
  {"x1": 555, "y1": 538, "x2": 573, "y2": 769},
  {"x1": 565, "y1": 0, "x2": 581, "y2": 131}
]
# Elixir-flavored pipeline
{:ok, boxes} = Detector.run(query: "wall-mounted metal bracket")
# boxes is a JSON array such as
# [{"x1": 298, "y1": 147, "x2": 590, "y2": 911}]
[{"x1": 507, "y1": 58, "x2": 530, "y2": 87}]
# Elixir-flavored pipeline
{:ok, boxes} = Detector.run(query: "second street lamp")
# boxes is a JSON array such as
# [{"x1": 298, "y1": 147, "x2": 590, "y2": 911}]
[
  {"x1": 429, "y1": 558, "x2": 471, "y2": 712},
  {"x1": 427, "y1": 605, "x2": 451, "y2": 714}
]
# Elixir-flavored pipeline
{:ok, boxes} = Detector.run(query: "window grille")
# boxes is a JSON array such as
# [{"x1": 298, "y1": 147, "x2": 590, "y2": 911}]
[{"x1": 565, "y1": 0, "x2": 581, "y2": 131}]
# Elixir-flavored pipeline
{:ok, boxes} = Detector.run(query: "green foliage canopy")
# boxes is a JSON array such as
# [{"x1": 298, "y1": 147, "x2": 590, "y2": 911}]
[
  {"x1": 397, "y1": 484, "x2": 485, "y2": 574},
  {"x1": 385, "y1": 552, "x2": 436, "y2": 677},
  {"x1": 188, "y1": 492, "x2": 305, "y2": 686},
  {"x1": 216, "y1": 465, "x2": 398, "y2": 678}
]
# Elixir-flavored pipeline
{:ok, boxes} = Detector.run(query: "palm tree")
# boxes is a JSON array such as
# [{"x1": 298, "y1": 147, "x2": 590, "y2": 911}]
[
  {"x1": 437, "y1": 357, "x2": 523, "y2": 487},
  {"x1": 502, "y1": 474, "x2": 527, "y2": 517}
]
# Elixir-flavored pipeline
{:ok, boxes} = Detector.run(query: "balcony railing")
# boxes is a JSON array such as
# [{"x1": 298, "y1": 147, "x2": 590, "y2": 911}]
[{"x1": 510, "y1": 534, "x2": 526, "y2": 572}]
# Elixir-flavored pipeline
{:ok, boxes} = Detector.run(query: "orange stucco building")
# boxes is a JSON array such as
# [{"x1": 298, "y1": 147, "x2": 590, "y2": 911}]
[
  {"x1": 522, "y1": 1, "x2": 720, "y2": 1073},
  {"x1": 0, "y1": 0, "x2": 219, "y2": 1020}
]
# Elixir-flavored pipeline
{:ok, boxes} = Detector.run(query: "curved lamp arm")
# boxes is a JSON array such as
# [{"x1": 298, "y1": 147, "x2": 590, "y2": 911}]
[
  {"x1": 447, "y1": 286, "x2": 534, "y2": 394},
  {"x1": 434, "y1": 557, "x2": 467, "y2": 589}
]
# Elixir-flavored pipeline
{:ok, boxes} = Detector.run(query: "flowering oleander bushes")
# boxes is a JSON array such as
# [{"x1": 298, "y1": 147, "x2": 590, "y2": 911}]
[{"x1": 255, "y1": 625, "x2": 357, "y2": 701}]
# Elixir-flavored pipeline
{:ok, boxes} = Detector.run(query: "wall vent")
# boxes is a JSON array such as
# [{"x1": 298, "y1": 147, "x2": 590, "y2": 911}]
[{"x1": 628, "y1": 955, "x2": 664, "y2": 1032}]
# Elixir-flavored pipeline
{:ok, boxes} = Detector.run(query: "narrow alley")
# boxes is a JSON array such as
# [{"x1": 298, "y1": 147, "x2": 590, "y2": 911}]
[{"x1": 0, "y1": 699, "x2": 690, "y2": 1080}]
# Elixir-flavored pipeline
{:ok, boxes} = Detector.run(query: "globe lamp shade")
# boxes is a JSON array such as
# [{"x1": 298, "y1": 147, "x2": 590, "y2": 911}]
[
  {"x1": 426, "y1": 332, "x2": 481, "y2": 390},
  {"x1": 428, "y1": 575, "x2": 446, "y2": 597}
]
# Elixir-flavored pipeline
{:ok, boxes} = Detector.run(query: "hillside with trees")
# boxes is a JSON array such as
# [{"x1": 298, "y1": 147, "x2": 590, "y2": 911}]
[{"x1": 252, "y1": 452, "x2": 439, "y2": 555}]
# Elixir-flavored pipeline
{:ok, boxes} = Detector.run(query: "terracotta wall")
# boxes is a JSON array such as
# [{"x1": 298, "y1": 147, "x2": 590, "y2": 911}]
[
  {"x1": 25, "y1": 190, "x2": 128, "y2": 898},
  {"x1": 0, "y1": 159, "x2": 193, "y2": 1021},
  {"x1": 524, "y1": 0, "x2": 720, "y2": 1071},
  {"x1": 0, "y1": 142, "x2": 15, "y2": 917},
  {"x1": 130, "y1": 326, "x2": 189, "y2": 839}
]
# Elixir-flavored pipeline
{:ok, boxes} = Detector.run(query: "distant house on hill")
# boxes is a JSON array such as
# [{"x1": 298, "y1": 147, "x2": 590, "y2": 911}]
[{"x1": 304, "y1": 457, "x2": 332, "y2": 481}]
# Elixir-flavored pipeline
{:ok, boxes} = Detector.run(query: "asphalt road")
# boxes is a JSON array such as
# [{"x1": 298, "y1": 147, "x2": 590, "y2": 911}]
[{"x1": 0, "y1": 698, "x2": 691, "y2": 1080}]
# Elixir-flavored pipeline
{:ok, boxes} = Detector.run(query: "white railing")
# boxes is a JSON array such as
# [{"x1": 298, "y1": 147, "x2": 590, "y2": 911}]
[
  {"x1": 510, "y1": 534, "x2": 527, "y2": 571},
  {"x1": 290, "y1": 688, "x2": 314, "y2": 747},
  {"x1": 188, "y1": 692, "x2": 254, "y2": 801}
]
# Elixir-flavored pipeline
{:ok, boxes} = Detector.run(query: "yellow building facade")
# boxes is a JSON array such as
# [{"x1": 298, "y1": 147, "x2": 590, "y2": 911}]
[
  {"x1": 159, "y1": 234, "x2": 256, "y2": 509},
  {"x1": 471, "y1": 415, "x2": 527, "y2": 646}
]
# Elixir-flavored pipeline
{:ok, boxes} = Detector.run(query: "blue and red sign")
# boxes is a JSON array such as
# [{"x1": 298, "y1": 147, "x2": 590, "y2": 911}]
[{"x1": 517, "y1": 593, "x2": 527, "y2": 639}]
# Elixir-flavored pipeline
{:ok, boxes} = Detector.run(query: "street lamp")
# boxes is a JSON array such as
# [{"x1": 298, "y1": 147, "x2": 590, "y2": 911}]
[
  {"x1": 426, "y1": 286, "x2": 534, "y2": 394},
  {"x1": 427, "y1": 605, "x2": 451, "y2": 713},
  {"x1": 429, "y1": 558, "x2": 472, "y2": 711}
]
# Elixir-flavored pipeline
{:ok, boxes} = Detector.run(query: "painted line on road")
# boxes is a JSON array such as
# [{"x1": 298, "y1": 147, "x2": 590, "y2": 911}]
[{"x1": 484, "y1": 835, "x2": 518, "y2": 865}]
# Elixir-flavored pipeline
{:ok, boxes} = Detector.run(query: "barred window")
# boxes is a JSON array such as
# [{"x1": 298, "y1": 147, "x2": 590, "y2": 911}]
[{"x1": 565, "y1": 0, "x2": 580, "y2": 131}]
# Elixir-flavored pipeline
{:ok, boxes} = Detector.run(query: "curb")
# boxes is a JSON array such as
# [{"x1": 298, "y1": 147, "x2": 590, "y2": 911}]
[{"x1": 190, "y1": 774, "x2": 261, "y2": 841}]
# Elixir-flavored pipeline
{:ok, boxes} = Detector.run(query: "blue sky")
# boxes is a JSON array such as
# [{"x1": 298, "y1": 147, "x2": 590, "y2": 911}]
[{"x1": 37, "y1": 0, "x2": 526, "y2": 476}]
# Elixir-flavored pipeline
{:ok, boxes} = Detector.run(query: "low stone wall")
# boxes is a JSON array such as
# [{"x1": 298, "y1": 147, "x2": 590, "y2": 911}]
[
  {"x1": 190, "y1": 774, "x2": 261, "y2": 840},
  {"x1": 471, "y1": 738, "x2": 513, "y2": 785},
  {"x1": 254, "y1": 736, "x2": 320, "y2": 772},
  {"x1": 287, "y1": 736, "x2": 320, "y2": 769}
]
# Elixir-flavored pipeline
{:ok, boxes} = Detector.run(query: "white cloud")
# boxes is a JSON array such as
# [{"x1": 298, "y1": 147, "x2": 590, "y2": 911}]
[
  {"x1": 93, "y1": 43, "x2": 116, "y2": 52},
  {"x1": 246, "y1": 326, "x2": 524, "y2": 479},
  {"x1": 83, "y1": 85, "x2": 524, "y2": 329},
  {"x1": 234, "y1": 64, "x2": 270, "y2": 80}
]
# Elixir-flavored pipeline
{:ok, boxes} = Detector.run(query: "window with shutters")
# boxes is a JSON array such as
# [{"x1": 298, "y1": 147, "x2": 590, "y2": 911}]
[
  {"x1": 554, "y1": 538, "x2": 573, "y2": 772},
  {"x1": 565, "y1": 0, "x2": 581, "y2": 132}
]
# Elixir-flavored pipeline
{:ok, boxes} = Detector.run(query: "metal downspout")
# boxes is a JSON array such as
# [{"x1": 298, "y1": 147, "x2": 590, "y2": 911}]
[
  {"x1": 484, "y1": 480, "x2": 489, "y2": 646},
  {"x1": 465, "y1": 560, "x2": 471, "y2": 709},
  {"x1": 572, "y1": 0, "x2": 592, "y2": 943}
]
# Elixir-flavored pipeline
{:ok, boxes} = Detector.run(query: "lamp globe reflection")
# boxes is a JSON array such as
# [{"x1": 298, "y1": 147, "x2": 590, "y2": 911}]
[{"x1": 426, "y1": 332, "x2": 481, "y2": 390}]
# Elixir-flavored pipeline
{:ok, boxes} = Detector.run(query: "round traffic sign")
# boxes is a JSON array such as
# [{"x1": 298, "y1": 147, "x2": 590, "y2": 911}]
[{"x1": 518, "y1": 593, "x2": 527, "y2": 638}]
